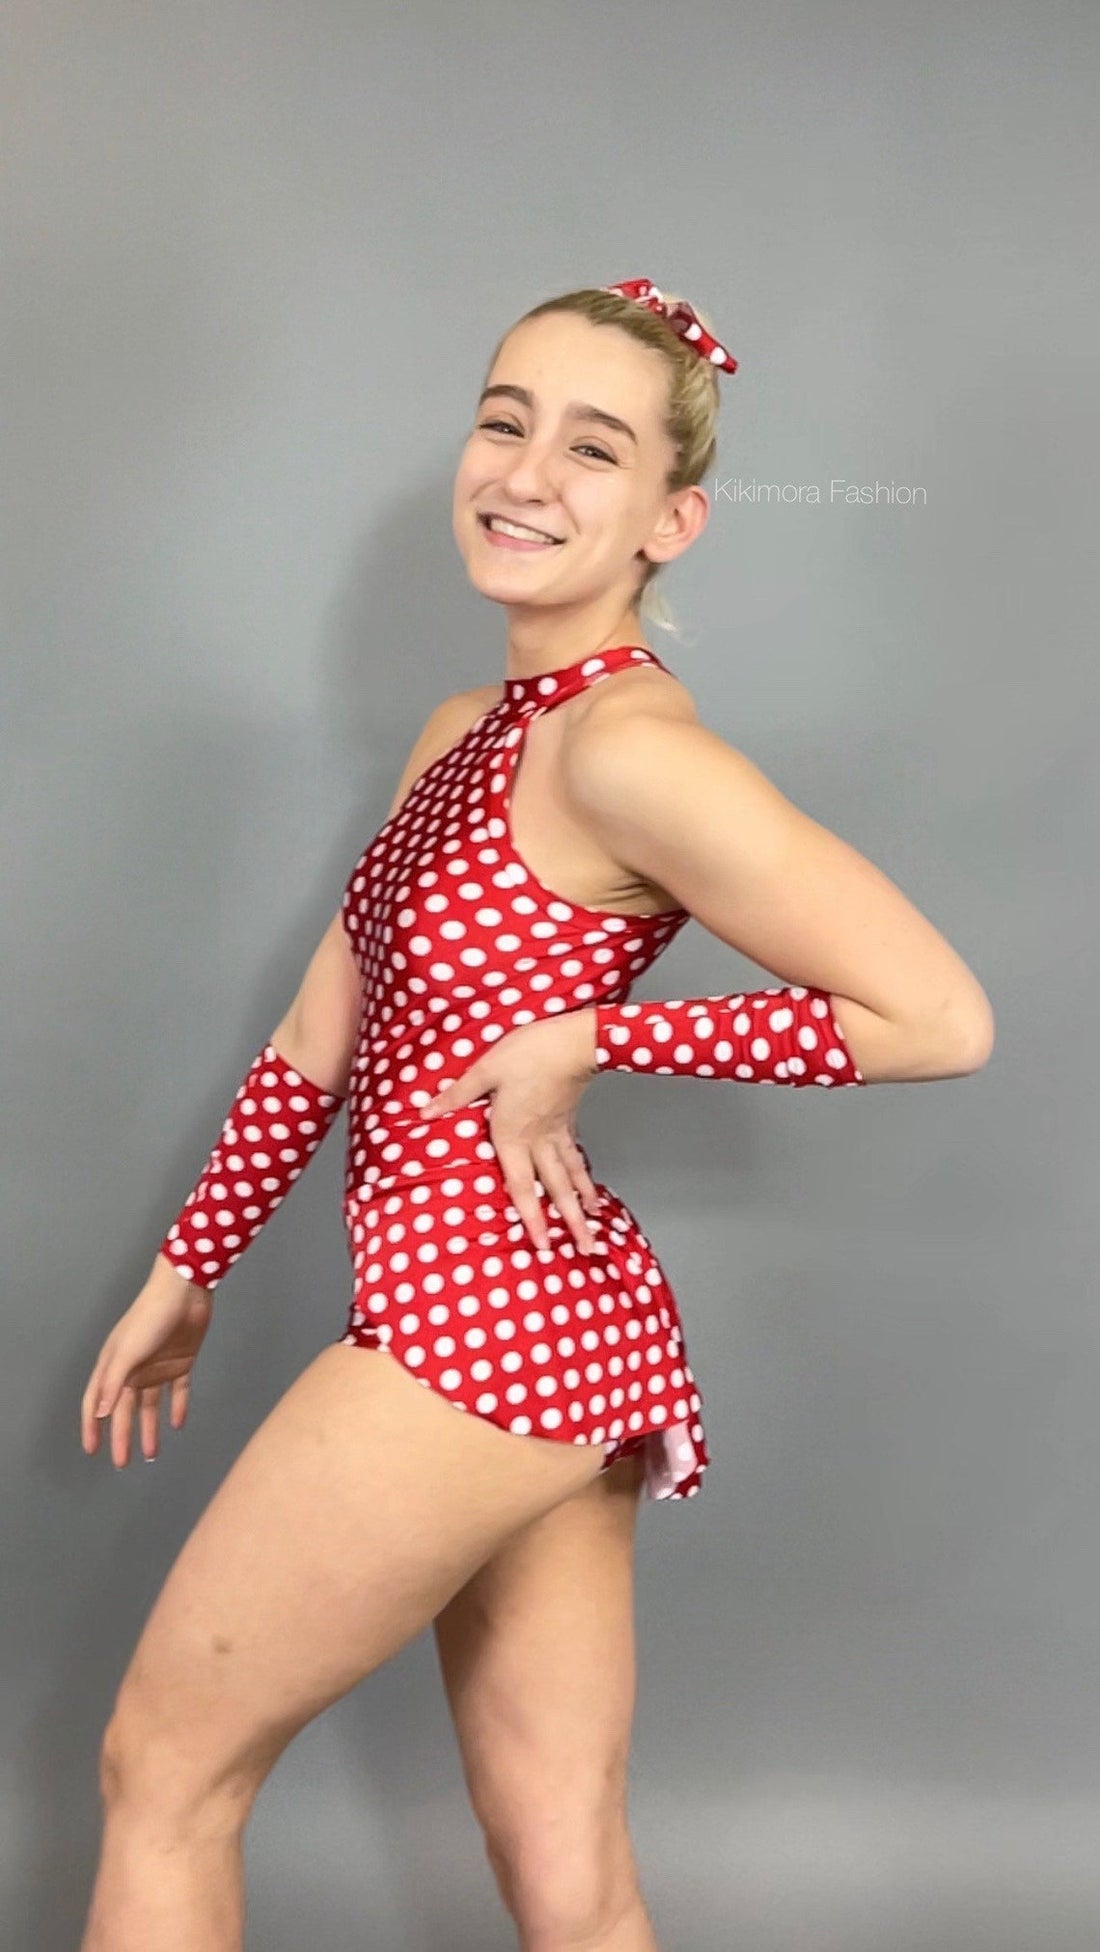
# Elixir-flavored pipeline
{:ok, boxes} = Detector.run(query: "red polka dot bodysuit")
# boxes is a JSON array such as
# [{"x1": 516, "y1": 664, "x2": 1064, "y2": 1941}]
[{"x1": 337, "y1": 643, "x2": 710, "y2": 1500}]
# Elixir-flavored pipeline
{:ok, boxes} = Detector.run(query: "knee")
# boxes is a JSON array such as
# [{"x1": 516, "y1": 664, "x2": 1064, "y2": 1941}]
[
  {"x1": 98, "y1": 1691, "x2": 269, "y2": 1836},
  {"x1": 483, "y1": 1794, "x2": 639, "y2": 1944}
]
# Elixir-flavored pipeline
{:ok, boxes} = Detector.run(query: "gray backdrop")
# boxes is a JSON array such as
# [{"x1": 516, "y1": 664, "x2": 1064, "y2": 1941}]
[{"x1": 5, "y1": 3, "x2": 1096, "y2": 1947}]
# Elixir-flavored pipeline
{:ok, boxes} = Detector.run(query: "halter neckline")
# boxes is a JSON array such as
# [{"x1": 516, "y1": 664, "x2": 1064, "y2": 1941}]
[{"x1": 501, "y1": 643, "x2": 669, "y2": 714}]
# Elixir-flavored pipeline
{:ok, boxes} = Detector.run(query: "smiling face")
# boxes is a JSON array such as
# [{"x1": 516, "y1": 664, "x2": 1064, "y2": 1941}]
[{"x1": 451, "y1": 310, "x2": 708, "y2": 637}]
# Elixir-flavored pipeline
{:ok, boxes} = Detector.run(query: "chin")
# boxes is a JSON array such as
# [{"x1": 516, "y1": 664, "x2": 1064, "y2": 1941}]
[
  {"x1": 466, "y1": 553, "x2": 566, "y2": 596},
  {"x1": 467, "y1": 575, "x2": 558, "y2": 614}
]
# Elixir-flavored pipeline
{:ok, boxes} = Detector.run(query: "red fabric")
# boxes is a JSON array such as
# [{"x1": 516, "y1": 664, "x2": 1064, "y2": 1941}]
[
  {"x1": 594, "y1": 989, "x2": 866, "y2": 1086},
  {"x1": 338, "y1": 644, "x2": 711, "y2": 1500},
  {"x1": 158, "y1": 1042, "x2": 344, "y2": 1291},
  {"x1": 601, "y1": 276, "x2": 739, "y2": 373}
]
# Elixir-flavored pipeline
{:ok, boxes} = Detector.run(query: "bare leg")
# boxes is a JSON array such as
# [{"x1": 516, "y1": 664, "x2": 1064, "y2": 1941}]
[
  {"x1": 433, "y1": 1448, "x2": 661, "y2": 1950},
  {"x1": 80, "y1": 1343, "x2": 610, "y2": 1951}
]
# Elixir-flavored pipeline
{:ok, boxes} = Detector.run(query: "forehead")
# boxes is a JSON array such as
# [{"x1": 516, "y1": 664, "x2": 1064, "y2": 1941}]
[{"x1": 487, "y1": 311, "x2": 669, "y2": 422}]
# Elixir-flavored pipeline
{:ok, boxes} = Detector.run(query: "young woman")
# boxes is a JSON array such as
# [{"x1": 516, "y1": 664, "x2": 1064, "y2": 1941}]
[{"x1": 78, "y1": 278, "x2": 994, "y2": 1951}]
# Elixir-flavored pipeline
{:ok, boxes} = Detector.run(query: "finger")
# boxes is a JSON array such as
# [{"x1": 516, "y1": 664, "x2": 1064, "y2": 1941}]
[
  {"x1": 534, "y1": 1143, "x2": 598, "y2": 1256},
  {"x1": 493, "y1": 1139, "x2": 550, "y2": 1252},
  {"x1": 421, "y1": 1073, "x2": 467, "y2": 1118},
  {"x1": 170, "y1": 1371, "x2": 191, "y2": 1430},
  {"x1": 558, "y1": 1134, "x2": 602, "y2": 1215},
  {"x1": 111, "y1": 1386, "x2": 137, "y2": 1470},
  {"x1": 82, "y1": 1355, "x2": 120, "y2": 1455},
  {"x1": 140, "y1": 1384, "x2": 161, "y2": 1462},
  {"x1": 81, "y1": 1367, "x2": 106, "y2": 1454},
  {"x1": 423, "y1": 1067, "x2": 494, "y2": 1120}
]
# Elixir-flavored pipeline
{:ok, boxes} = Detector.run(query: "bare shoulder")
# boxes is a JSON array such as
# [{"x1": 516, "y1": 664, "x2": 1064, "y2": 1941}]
[
  {"x1": 433, "y1": 680, "x2": 503, "y2": 727},
  {"x1": 421, "y1": 687, "x2": 503, "y2": 745},
  {"x1": 561, "y1": 661, "x2": 703, "y2": 842},
  {"x1": 564, "y1": 662, "x2": 740, "y2": 825},
  {"x1": 573, "y1": 659, "x2": 700, "y2": 741},
  {"x1": 459, "y1": 679, "x2": 507, "y2": 715}
]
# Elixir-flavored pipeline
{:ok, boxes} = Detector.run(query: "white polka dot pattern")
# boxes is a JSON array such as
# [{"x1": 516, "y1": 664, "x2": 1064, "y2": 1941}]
[
  {"x1": 594, "y1": 989, "x2": 866, "y2": 1085},
  {"x1": 159, "y1": 1042, "x2": 345, "y2": 1290},
  {"x1": 601, "y1": 278, "x2": 739, "y2": 373},
  {"x1": 337, "y1": 644, "x2": 711, "y2": 1500}
]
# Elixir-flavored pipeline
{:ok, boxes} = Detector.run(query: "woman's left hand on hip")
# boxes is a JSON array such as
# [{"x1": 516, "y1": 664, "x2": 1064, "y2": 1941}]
[{"x1": 419, "y1": 1009, "x2": 601, "y2": 1255}]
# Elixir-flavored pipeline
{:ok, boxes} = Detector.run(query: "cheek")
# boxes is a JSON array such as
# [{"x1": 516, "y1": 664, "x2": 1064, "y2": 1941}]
[
  {"x1": 452, "y1": 445, "x2": 483, "y2": 499},
  {"x1": 577, "y1": 493, "x2": 639, "y2": 553},
  {"x1": 451, "y1": 475, "x2": 483, "y2": 537}
]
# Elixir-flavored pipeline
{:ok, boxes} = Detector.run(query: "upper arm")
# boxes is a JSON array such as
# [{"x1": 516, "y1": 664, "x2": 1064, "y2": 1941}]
[
  {"x1": 567, "y1": 711, "x2": 994, "y2": 1047},
  {"x1": 272, "y1": 907, "x2": 361, "y2": 1095},
  {"x1": 272, "y1": 688, "x2": 501, "y2": 1092}
]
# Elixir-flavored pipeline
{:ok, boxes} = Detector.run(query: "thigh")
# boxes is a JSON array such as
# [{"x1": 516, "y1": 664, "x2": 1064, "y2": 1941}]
[
  {"x1": 431, "y1": 1446, "x2": 647, "y2": 1841},
  {"x1": 106, "y1": 1344, "x2": 608, "y2": 1801}
]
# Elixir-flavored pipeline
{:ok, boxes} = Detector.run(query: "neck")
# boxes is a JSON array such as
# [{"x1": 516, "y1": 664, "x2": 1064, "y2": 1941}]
[{"x1": 502, "y1": 595, "x2": 647, "y2": 682}]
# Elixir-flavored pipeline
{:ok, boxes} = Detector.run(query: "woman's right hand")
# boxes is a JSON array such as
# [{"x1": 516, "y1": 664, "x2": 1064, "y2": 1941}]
[{"x1": 80, "y1": 1256, "x2": 214, "y2": 1468}]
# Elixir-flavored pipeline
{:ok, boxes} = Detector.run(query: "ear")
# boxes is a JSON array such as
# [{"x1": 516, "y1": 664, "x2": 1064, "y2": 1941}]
[{"x1": 644, "y1": 481, "x2": 710, "y2": 569}]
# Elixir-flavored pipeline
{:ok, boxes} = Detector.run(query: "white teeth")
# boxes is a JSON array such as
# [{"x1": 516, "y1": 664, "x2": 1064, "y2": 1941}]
[{"x1": 484, "y1": 516, "x2": 561, "y2": 544}]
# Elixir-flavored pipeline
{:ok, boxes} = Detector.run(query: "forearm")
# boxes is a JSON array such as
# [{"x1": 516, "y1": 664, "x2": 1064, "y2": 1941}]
[
  {"x1": 156, "y1": 1037, "x2": 346, "y2": 1293},
  {"x1": 593, "y1": 982, "x2": 990, "y2": 1087},
  {"x1": 267, "y1": 1005, "x2": 357, "y2": 1101}
]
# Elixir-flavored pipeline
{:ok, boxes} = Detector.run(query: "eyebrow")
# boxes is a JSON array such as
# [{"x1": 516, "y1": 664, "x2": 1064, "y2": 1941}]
[{"x1": 477, "y1": 383, "x2": 638, "y2": 446}]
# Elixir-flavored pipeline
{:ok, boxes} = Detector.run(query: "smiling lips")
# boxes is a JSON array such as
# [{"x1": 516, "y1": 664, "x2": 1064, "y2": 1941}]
[{"x1": 479, "y1": 512, "x2": 565, "y2": 546}]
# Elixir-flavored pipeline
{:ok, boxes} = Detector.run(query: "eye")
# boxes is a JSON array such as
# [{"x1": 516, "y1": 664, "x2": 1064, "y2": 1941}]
[{"x1": 477, "y1": 421, "x2": 616, "y2": 464}]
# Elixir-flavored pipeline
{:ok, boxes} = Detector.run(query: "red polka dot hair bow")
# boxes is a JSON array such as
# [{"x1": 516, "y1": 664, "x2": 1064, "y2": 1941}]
[{"x1": 601, "y1": 278, "x2": 738, "y2": 374}]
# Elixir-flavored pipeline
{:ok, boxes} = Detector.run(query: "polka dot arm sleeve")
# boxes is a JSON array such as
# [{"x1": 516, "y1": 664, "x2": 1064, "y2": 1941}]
[
  {"x1": 157, "y1": 1042, "x2": 346, "y2": 1292},
  {"x1": 594, "y1": 987, "x2": 866, "y2": 1086}
]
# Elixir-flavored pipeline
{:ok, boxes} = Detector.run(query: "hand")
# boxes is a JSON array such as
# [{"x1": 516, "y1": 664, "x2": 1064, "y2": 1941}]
[
  {"x1": 80, "y1": 1257, "x2": 214, "y2": 1469},
  {"x1": 419, "y1": 1008, "x2": 601, "y2": 1256}
]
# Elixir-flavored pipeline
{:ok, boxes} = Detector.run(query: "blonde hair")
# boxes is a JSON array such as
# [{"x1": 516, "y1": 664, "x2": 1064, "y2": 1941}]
[{"x1": 484, "y1": 283, "x2": 725, "y2": 639}]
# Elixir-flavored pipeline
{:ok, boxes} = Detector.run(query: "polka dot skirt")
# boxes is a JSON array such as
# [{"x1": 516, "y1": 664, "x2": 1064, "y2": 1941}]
[{"x1": 337, "y1": 644, "x2": 710, "y2": 1500}]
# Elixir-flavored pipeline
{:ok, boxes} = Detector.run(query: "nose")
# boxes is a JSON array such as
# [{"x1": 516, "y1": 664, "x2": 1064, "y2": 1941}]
[{"x1": 496, "y1": 437, "x2": 561, "y2": 504}]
